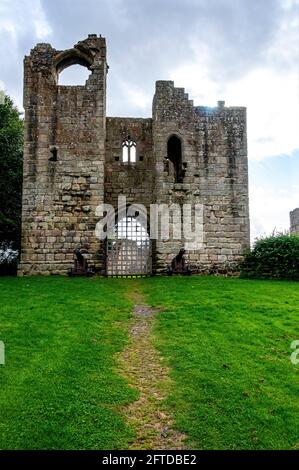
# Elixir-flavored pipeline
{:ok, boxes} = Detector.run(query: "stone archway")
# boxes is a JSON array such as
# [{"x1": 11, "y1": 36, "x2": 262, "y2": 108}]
[{"x1": 106, "y1": 215, "x2": 152, "y2": 276}]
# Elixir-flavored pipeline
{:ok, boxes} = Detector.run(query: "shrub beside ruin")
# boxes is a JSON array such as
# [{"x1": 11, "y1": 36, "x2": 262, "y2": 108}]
[{"x1": 241, "y1": 234, "x2": 299, "y2": 280}]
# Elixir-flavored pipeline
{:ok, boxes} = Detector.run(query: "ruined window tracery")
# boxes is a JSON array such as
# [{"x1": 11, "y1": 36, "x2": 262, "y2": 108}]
[{"x1": 122, "y1": 136, "x2": 136, "y2": 163}]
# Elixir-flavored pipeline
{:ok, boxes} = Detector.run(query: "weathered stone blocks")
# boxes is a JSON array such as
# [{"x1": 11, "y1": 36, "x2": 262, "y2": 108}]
[{"x1": 19, "y1": 35, "x2": 250, "y2": 276}]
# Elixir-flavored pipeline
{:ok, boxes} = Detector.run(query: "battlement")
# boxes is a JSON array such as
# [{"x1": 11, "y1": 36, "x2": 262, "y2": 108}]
[
  {"x1": 155, "y1": 80, "x2": 193, "y2": 104},
  {"x1": 154, "y1": 80, "x2": 246, "y2": 122}
]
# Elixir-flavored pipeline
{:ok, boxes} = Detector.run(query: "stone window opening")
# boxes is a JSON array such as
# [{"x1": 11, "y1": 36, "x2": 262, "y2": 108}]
[
  {"x1": 58, "y1": 64, "x2": 91, "y2": 86},
  {"x1": 49, "y1": 146, "x2": 58, "y2": 162},
  {"x1": 167, "y1": 135, "x2": 184, "y2": 183},
  {"x1": 122, "y1": 136, "x2": 136, "y2": 163}
]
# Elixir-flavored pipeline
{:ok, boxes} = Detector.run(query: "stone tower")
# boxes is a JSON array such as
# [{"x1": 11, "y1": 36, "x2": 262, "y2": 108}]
[
  {"x1": 19, "y1": 35, "x2": 107, "y2": 274},
  {"x1": 290, "y1": 208, "x2": 299, "y2": 234},
  {"x1": 19, "y1": 35, "x2": 250, "y2": 276}
]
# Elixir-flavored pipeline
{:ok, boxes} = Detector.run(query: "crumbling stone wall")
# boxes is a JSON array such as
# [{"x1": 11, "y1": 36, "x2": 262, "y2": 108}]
[
  {"x1": 19, "y1": 35, "x2": 250, "y2": 276},
  {"x1": 153, "y1": 81, "x2": 250, "y2": 273},
  {"x1": 105, "y1": 118, "x2": 154, "y2": 209},
  {"x1": 290, "y1": 208, "x2": 299, "y2": 234},
  {"x1": 104, "y1": 118, "x2": 156, "y2": 274},
  {"x1": 19, "y1": 35, "x2": 107, "y2": 275}
]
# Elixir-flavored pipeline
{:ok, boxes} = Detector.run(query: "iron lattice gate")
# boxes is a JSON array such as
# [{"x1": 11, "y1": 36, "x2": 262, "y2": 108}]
[{"x1": 106, "y1": 216, "x2": 152, "y2": 277}]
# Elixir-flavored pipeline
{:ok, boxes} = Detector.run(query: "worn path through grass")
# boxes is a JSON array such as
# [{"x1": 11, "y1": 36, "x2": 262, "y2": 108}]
[
  {"x1": 2, "y1": 275, "x2": 297, "y2": 450},
  {"x1": 141, "y1": 276, "x2": 299, "y2": 450},
  {"x1": 117, "y1": 282, "x2": 187, "y2": 450}
]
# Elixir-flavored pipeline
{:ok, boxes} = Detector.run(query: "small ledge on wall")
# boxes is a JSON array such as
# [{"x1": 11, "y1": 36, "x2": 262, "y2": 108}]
[
  {"x1": 115, "y1": 154, "x2": 144, "y2": 164},
  {"x1": 173, "y1": 183, "x2": 188, "y2": 192}
]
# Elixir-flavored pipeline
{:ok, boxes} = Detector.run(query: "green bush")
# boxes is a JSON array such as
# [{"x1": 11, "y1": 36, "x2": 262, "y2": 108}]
[{"x1": 241, "y1": 234, "x2": 299, "y2": 280}]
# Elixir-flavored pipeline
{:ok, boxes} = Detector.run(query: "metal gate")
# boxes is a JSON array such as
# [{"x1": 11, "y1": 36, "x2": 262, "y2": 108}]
[{"x1": 106, "y1": 216, "x2": 152, "y2": 277}]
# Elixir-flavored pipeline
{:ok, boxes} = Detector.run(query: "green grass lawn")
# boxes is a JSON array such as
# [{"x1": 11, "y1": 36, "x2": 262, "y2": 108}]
[
  {"x1": 141, "y1": 276, "x2": 299, "y2": 450},
  {"x1": 0, "y1": 275, "x2": 298, "y2": 450},
  {"x1": 0, "y1": 277, "x2": 137, "y2": 450}
]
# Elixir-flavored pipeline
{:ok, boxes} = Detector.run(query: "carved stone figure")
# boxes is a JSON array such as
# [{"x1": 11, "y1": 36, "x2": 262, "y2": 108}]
[
  {"x1": 68, "y1": 248, "x2": 94, "y2": 277},
  {"x1": 167, "y1": 248, "x2": 192, "y2": 275}
]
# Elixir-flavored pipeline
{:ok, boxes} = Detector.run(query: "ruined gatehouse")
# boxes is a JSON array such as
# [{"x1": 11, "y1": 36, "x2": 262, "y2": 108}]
[{"x1": 18, "y1": 35, "x2": 250, "y2": 276}]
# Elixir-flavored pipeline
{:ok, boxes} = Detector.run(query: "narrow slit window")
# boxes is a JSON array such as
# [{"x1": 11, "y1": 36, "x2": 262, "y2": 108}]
[
  {"x1": 49, "y1": 146, "x2": 58, "y2": 162},
  {"x1": 167, "y1": 135, "x2": 183, "y2": 182},
  {"x1": 122, "y1": 136, "x2": 137, "y2": 163}
]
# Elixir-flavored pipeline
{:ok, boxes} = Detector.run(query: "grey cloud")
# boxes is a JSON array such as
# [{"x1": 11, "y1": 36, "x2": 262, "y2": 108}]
[
  {"x1": 1, "y1": 0, "x2": 288, "y2": 115},
  {"x1": 0, "y1": 27, "x2": 39, "y2": 111},
  {"x1": 39, "y1": 0, "x2": 284, "y2": 114}
]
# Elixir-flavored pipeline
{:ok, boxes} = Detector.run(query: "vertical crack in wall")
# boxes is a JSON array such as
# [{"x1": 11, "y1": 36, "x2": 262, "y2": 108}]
[{"x1": 117, "y1": 287, "x2": 187, "y2": 450}]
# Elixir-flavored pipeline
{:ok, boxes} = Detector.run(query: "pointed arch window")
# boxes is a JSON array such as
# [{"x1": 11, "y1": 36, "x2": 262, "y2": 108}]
[{"x1": 122, "y1": 136, "x2": 136, "y2": 163}]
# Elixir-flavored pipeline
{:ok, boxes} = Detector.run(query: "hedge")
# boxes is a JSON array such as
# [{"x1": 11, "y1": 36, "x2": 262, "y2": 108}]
[{"x1": 240, "y1": 234, "x2": 299, "y2": 280}]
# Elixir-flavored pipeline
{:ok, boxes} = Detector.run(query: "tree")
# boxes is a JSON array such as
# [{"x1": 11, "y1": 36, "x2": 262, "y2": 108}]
[{"x1": 0, "y1": 95, "x2": 23, "y2": 248}]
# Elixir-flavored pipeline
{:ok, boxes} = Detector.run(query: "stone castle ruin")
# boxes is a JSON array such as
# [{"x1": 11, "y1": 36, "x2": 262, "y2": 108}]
[{"x1": 18, "y1": 35, "x2": 250, "y2": 276}]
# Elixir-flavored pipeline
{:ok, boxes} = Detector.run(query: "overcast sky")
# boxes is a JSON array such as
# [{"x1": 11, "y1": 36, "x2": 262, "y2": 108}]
[{"x1": 1, "y1": 0, "x2": 299, "y2": 241}]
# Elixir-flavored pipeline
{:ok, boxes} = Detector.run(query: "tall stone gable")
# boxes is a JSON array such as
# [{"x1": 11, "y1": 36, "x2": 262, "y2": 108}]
[{"x1": 19, "y1": 35, "x2": 250, "y2": 275}]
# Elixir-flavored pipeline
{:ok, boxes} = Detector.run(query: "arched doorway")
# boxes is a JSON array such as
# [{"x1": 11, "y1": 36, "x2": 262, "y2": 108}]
[{"x1": 106, "y1": 215, "x2": 152, "y2": 276}]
